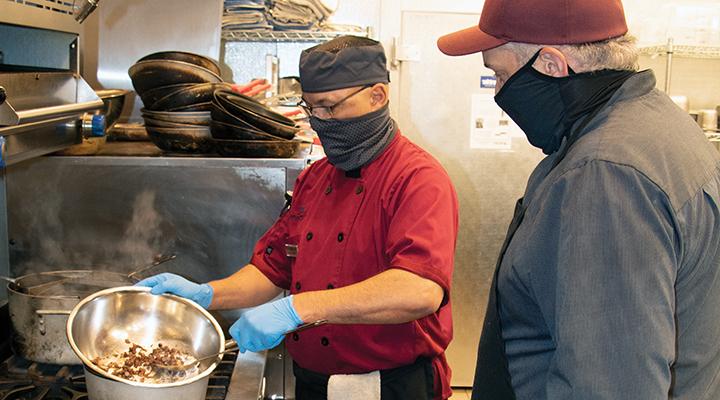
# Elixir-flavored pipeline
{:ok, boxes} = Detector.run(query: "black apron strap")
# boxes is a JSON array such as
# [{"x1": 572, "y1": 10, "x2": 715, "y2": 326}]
[
  {"x1": 294, "y1": 362, "x2": 329, "y2": 400},
  {"x1": 294, "y1": 357, "x2": 434, "y2": 400},
  {"x1": 380, "y1": 357, "x2": 434, "y2": 400}
]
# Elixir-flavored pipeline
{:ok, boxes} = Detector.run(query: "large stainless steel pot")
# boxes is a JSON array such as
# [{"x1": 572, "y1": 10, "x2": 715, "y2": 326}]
[
  {"x1": 7, "y1": 270, "x2": 136, "y2": 364},
  {"x1": 66, "y1": 286, "x2": 226, "y2": 400}
]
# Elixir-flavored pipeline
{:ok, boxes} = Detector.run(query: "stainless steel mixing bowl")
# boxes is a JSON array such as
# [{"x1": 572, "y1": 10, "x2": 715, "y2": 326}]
[{"x1": 66, "y1": 286, "x2": 225, "y2": 388}]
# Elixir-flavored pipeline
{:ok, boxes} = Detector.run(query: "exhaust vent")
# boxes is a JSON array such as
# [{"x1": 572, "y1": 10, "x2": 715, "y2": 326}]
[{"x1": 3, "y1": 0, "x2": 73, "y2": 15}]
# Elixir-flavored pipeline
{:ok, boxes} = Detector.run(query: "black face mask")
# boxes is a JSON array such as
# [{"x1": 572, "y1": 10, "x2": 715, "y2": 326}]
[
  {"x1": 495, "y1": 51, "x2": 636, "y2": 155},
  {"x1": 310, "y1": 104, "x2": 397, "y2": 172}
]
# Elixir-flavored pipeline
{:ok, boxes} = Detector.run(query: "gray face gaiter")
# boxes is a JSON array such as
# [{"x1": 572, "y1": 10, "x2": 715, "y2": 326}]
[{"x1": 310, "y1": 104, "x2": 397, "y2": 172}]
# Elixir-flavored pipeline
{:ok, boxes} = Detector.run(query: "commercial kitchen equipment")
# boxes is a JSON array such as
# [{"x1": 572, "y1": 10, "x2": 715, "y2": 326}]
[
  {"x1": 0, "y1": 0, "x2": 107, "y2": 302},
  {"x1": 1, "y1": 1, "x2": 302, "y2": 398}
]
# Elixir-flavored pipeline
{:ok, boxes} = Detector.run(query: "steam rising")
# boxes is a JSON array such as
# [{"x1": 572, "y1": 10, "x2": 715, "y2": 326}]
[
  {"x1": 117, "y1": 190, "x2": 163, "y2": 268},
  {"x1": 18, "y1": 182, "x2": 76, "y2": 273},
  {"x1": 14, "y1": 189, "x2": 164, "y2": 276}
]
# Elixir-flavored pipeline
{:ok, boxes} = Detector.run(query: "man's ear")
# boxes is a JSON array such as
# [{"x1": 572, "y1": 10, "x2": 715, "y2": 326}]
[
  {"x1": 533, "y1": 47, "x2": 570, "y2": 77},
  {"x1": 370, "y1": 84, "x2": 389, "y2": 108}
]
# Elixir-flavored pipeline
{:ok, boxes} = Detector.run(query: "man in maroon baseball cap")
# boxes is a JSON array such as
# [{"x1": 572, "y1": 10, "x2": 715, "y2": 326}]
[
  {"x1": 438, "y1": 0, "x2": 628, "y2": 56},
  {"x1": 438, "y1": 1, "x2": 720, "y2": 400}
]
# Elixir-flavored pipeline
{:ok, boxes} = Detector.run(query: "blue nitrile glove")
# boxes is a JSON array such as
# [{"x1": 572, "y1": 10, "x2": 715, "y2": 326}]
[
  {"x1": 135, "y1": 272, "x2": 213, "y2": 309},
  {"x1": 229, "y1": 296, "x2": 303, "y2": 353}
]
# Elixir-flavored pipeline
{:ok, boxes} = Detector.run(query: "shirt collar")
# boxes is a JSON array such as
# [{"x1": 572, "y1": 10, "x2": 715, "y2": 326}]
[
  {"x1": 556, "y1": 70, "x2": 657, "y2": 156},
  {"x1": 345, "y1": 168, "x2": 362, "y2": 178}
]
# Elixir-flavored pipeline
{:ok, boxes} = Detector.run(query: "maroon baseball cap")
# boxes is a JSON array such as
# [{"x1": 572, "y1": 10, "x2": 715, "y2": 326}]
[{"x1": 438, "y1": 0, "x2": 628, "y2": 56}]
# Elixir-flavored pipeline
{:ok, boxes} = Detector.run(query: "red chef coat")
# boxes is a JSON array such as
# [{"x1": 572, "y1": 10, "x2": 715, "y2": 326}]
[{"x1": 251, "y1": 132, "x2": 458, "y2": 399}]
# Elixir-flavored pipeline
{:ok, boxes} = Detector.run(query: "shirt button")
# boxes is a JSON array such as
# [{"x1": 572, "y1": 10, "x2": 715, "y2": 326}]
[
  {"x1": 337, "y1": 232, "x2": 344, "y2": 242},
  {"x1": 325, "y1": 186, "x2": 332, "y2": 195},
  {"x1": 295, "y1": 281, "x2": 301, "y2": 291},
  {"x1": 292, "y1": 333, "x2": 299, "y2": 341},
  {"x1": 265, "y1": 246, "x2": 273, "y2": 255},
  {"x1": 321, "y1": 337, "x2": 329, "y2": 346},
  {"x1": 327, "y1": 283, "x2": 334, "y2": 289},
  {"x1": 355, "y1": 185, "x2": 364, "y2": 195},
  {"x1": 306, "y1": 232, "x2": 313, "y2": 241}
]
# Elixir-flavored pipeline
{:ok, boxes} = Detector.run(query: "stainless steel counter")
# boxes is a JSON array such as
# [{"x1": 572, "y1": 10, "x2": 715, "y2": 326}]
[{"x1": 228, "y1": 350, "x2": 266, "y2": 400}]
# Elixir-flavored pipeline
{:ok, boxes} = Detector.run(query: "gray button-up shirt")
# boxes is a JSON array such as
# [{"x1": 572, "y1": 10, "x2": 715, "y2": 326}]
[{"x1": 499, "y1": 71, "x2": 720, "y2": 400}]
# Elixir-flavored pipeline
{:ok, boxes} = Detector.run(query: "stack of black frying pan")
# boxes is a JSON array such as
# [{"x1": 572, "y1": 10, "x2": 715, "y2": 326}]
[
  {"x1": 210, "y1": 90, "x2": 301, "y2": 158},
  {"x1": 129, "y1": 51, "x2": 226, "y2": 153},
  {"x1": 129, "y1": 51, "x2": 302, "y2": 157}
]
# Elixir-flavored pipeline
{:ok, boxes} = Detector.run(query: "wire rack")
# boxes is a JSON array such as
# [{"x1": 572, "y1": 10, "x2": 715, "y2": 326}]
[
  {"x1": 639, "y1": 44, "x2": 720, "y2": 59},
  {"x1": 222, "y1": 28, "x2": 371, "y2": 43}
]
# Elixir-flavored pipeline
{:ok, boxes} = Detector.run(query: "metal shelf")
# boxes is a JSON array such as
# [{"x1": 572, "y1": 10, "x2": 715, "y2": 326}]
[
  {"x1": 222, "y1": 28, "x2": 370, "y2": 43},
  {"x1": 639, "y1": 44, "x2": 720, "y2": 59}
]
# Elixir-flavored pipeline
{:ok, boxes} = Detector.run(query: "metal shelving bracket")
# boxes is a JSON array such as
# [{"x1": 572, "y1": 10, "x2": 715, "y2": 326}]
[
  {"x1": 639, "y1": 43, "x2": 720, "y2": 60},
  {"x1": 639, "y1": 38, "x2": 720, "y2": 93},
  {"x1": 221, "y1": 27, "x2": 372, "y2": 43}
]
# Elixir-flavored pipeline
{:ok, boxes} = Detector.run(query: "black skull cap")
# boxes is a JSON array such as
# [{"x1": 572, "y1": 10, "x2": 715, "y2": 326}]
[{"x1": 299, "y1": 35, "x2": 390, "y2": 93}]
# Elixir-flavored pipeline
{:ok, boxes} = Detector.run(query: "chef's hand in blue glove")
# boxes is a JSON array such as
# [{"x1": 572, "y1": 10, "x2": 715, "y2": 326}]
[
  {"x1": 135, "y1": 273, "x2": 213, "y2": 309},
  {"x1": 230, "y1": 296, "x2": 303, "y2": 353}
]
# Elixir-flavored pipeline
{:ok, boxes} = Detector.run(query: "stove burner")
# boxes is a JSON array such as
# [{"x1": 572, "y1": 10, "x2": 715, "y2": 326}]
[
  {"x1": 0, "y1": 356, "x2": 86, "y2": 400},
  {"x1": 0, "y1": 384, "x2": 34, "y2": 400},
  {"x1": 0, "y1": 353, "x2": 238, "y2": 400}
]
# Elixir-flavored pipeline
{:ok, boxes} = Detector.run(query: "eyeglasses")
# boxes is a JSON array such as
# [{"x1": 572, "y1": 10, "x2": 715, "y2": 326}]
[{"x1": 297, "y1": 85, "x2": 372, "y2": 119}]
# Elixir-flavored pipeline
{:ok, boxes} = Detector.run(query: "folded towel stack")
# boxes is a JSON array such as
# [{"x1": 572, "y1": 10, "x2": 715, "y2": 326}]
[
  {"x1": 224, "y1": 0, "x2": 365, "y2": 32},
  {"x1": 223, "y1": 0, "x2": 272, "y2": 31},
  {"x1": 267, "y1": 0, "x2": 333, "y2": 31}
]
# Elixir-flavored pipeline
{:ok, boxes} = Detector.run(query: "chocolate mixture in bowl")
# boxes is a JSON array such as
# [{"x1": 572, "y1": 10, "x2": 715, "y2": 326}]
[{"x1": 92, "y1": 339, "x2": 200, "y2": 384}]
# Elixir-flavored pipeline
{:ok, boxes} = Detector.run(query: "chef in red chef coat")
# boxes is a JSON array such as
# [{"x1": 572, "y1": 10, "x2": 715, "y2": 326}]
[{"x1": 139, "y1": 35, "x2": 459, "y2": 400}]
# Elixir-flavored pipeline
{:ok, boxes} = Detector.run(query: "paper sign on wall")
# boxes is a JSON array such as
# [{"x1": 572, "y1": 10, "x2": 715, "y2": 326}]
[{"x1": 469, "y1": 92, "x2": 523, "y2": 150}]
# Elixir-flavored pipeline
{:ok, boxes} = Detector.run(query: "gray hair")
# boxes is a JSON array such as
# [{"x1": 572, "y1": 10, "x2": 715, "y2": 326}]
[{"x1": 503, "y1": 34, "x2": 640, "y2": 72}]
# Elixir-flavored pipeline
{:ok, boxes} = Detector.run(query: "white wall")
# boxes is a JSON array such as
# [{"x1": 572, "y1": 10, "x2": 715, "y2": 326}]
[
  {"x1": 376, "y1": 0, "x2": 720, "y2": 111},
  {"x1": 377, "y1": 0, "x2": 720, "y2": 46},
  {"x1": 330, "y1": 0, "x2": 382, "y2": 29}
]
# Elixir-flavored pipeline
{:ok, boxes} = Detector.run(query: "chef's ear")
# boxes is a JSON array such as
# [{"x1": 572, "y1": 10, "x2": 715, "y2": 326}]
[{"x1": 369, "y1": 83, "x2": 388, "y2": 108}]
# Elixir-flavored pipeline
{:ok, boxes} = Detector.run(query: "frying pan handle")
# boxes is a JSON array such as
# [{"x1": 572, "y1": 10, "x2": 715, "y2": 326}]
[
  {"x1": 219, "y1": 321, "x2": 323, "y2": 353},
  {"x1": 224, "y1": 339, "x2": 238, "y2": 352},
  {"x1": 285, "y1": 319, "x2": 328, "y2": 335},
  {"x1": 126, "y1": 253, "x2": 178, "y2": 280}
]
